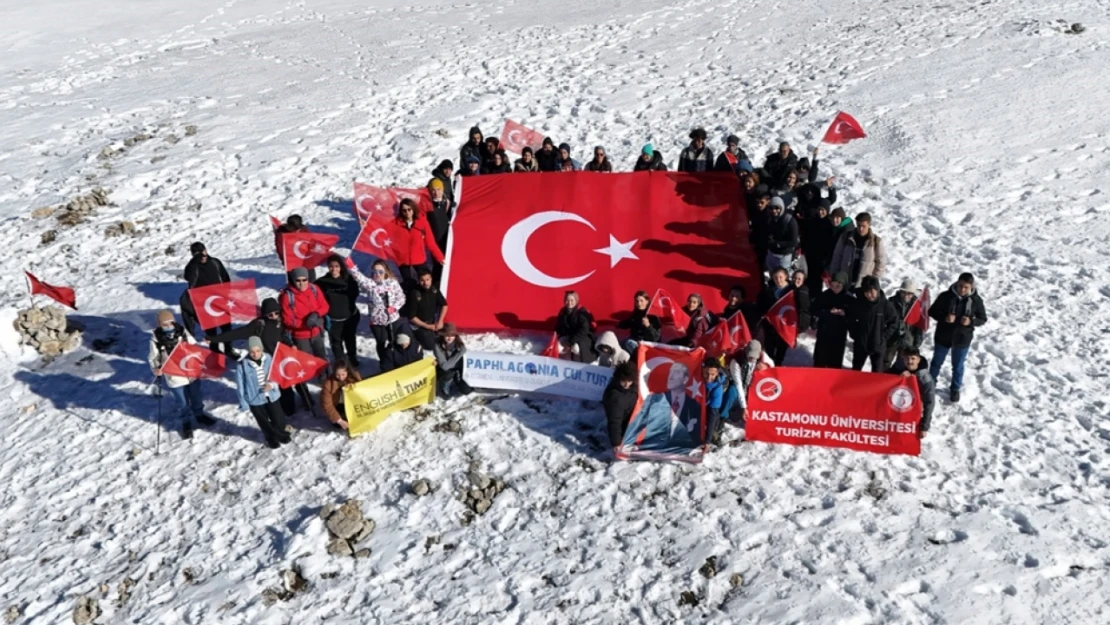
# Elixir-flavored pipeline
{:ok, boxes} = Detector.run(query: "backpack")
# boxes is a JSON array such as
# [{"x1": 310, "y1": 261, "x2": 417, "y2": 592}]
[{"x1": 284, "y1": 284, "x2": 321, "y2": 319}]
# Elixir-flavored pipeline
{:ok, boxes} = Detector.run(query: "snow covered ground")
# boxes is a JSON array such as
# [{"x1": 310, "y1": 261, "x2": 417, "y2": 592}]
[{"x1": 2, "y1": 0, "x2": 1109, "y2": 623}]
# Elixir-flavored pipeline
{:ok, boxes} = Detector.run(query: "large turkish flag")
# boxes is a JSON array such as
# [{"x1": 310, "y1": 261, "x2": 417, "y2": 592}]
[{"x1": 444, "y1": 172, "x2": 759, "y2": 331}]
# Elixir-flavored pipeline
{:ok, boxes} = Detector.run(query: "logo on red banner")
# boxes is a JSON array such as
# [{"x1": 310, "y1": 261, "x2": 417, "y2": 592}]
[{"x1": 745, "y1": 368, "x2": 921, "y2": 456}]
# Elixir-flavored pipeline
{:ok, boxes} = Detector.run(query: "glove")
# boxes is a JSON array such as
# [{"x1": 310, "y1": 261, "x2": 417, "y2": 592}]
[
  {"x1": 387, "y1": 307, "x2": 397, "y2": 315},
  {"x1": 306, "y1": 312, "x2": 323, "y2": 329}
]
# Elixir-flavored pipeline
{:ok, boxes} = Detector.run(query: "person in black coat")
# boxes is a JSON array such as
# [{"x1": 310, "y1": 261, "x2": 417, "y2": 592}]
[
  {"x1": 633, "y1": 144, "x2": 668, "y2": 171},
  {"x1": 848, "y1": 276, "x2": 899, "y2": 373},
  {"x1": 603, "y1": 363, "x2": 638, "y2": 450},
  {"x1": 763, "y1": 141, "x2": 799, "y2": 187},
  {"x1": 891, "y1": 347, "x2": 936, "y2": 439},
  {"x1": 714, "y1": 134, "x2": 750, "y2": 173},
  {"x1": 315, "y1": 255, "x2": 362, "y2": 366},
  {"x1": 555, "y1": 291, "x2": 596, "y2": 362},
  {"x1": 459, "y1": 126, "x2": 487, "y2": 171},
  {"x1": 430, "y1": 159, "x2": 455, "y2": 205},
  {"x1": 927, "y1": 272, "x2": 988, "y2": 402},
  {"x1": 790, "y1": 270, "x2": 812, "y2": 332},
  {"x1": 535, "y1": 137, "x2": 560, "y2": 172},
  {"x1": 811, "y1": 272, "x2": 855, "y2": 368},
  {"x1": 180, "y1": 241, "x2": 238, "y2": 357},
  {"x1": 403, "y1": 267, "x2": 448, "y2": 351},
  {"x1": 748, "y1": 188, "x2": 772, "y2": 272},
  {"x1": 720, "y1": 285, "x2": 759, "y2": 331},
  {"x1": 801, "y1": 201, "x2": 837, "y2": 294},
  {"x1": 380, "y1": 333, "x2": 423, "y2": 374},
  {"x1": 764, "y1": 197, "x2": 800, "y2": 271},
  {"x1": 757, "y1": 268, "x2": 793, "y2": 365},
  {"x1": 616, "y1": 290, "x2": 662, "y2": 352},
  {"x1": 425, "y1": 178, "x2": 453, "y2": 286},
  {"x1": 677, "y1": 128, "x2": 714, "y2": 173}
]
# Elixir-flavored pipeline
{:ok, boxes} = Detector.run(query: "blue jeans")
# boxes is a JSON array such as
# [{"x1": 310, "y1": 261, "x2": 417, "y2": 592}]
[
  {"x1": 166, "y1": 381, "x2": 204, "y2": 422},
  {"x1": 720, "y1": 385, "x2": 742, "y2": 425},
  {"x1": 930, "y1": 344, "x2": 969, "y2": 391}
]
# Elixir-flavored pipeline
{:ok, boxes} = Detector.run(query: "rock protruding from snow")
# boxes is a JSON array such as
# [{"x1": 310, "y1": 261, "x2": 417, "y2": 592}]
[
  {"x1": 15, "y1": 306, "x2": 82, "y2": 358},
  {"x1": 71, "y1": 596, "x2": 99, "y2": 625},
  {"x1": 55, "y1": 188, "x2": 110, "y2": 227},
  {"x1": 458, "y1": 464, "x2": 506, "y2": 524},
  {"x1": 5, "y1": 605, "x2": 22, "y2": 624},
  {"x1": 320, "y1": 500, "x2": 374, "y2": 558},
  {"x1": 260, "y1": 567, "x2": 308, "y2": 606},
  {"x1": 409, "y1": 479, "x2": 432, "y2": 496}
]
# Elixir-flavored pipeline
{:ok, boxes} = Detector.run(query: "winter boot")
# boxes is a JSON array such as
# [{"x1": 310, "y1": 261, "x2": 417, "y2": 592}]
[
  {"x1": 950, "y1": 389, "x2": 961, "y2": 403},
  {"x1": 196, "y1": 413, "x2": 217, "y2": 427},
  {"x1": 181, "y1": 422, "x2": 194, "y2": 440}
]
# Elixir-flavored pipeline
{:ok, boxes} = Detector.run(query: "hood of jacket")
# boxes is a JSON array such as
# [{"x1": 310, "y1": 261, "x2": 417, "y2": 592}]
[{"x1": 596, "y1": 331, "x2": 628, "y2": 358}]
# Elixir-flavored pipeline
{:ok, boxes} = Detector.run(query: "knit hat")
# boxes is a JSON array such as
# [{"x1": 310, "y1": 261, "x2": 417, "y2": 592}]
[
  {"x1": 832, "y1": 272, "x2": 850, "y2": 286},
  {"x1": 558, "y1": 142, "x2": 571, "y2": 153},
  {"x1": 190, "y1": 241, "x2": 206, "y2": 255},
  {"x1": 745, "y1": 340, "x2": 762, "y2": 358},
  {"x1": 437, "y1": 159, "x2": 454, "y2": 171},
  {"x1": 736, "y1": 159, "x2": 754, "y2": 173},
  {"x1": 642, "y1": 143, "x2": 654, "y2": 155},
  {"x1": 465, "y1": 154, "x2": 481, "y2": 165},
  {"x1": 769, "y1": 197, "x2": 785, "y2": 210},
  {"x1": 290, "y1": 267, "x2": 310, "y2": 282},
  {"x1": 247, "y1": 336, "x2": 264, "y2": 351},
  {"x1": 438, "y1": 322, "x2": 458, "y2": 336},
  {"x1": 898, "y1": 278, "x2": 920, "y2": 293},
  {"x1": 428, "y1": 178, "x2": 444, "y2": 191},
  {"x1": 260, "y1": 297, "x2": 280, "y2": 316},
  {"x1": 156, "y1": 309, "x2": 174, "y2": 326},
  {"x1": 396, "y1": 333, "x2": 411, "y2": 346}
]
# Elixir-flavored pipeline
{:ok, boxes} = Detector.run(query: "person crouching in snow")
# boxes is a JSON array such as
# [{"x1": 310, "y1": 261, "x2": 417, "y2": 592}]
[
  {"x1": 603, "y1": 362, "x2": 637, "y2": 454},
  {"x1": 891, "y1": 347, "x2": 936, "y2": 440},
  {"x1": 722, "y1": 340, "x2": 768, "y2": 426},
  {"x1": 594, "y1": 330, "x2": 630, "y2": 368},
  {"x1": 380, "y1": 333, "x2": 423, "y2": 374},
  {"x1": 149, "y1": 309, "x2": 214, "y2": 440},
  {"x1": 673, "y1": 293, "x2": 714, "y2": 348},
  {"x1": 236, "y1": 336, "x2": 289, "y2": 449},
  {"x1": 434, "y1": 323, "x2": 472, "y2": 397},
  {"x1": 555, "y1": 290, "x2": 596, "y2": 362},
  {"x1": 703, "y1": 358, "x2": 726, "y2": 443},
  {"x1": 322, "y1": 360, "x2": 361, "y2": 432}
]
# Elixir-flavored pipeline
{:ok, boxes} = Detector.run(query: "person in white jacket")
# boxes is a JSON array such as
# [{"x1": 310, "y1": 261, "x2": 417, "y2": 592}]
[
  {"x1": 346, "y1": 257, "x2": 410, "y2": 366},
  {"x1": 148, "y1": 309, "x2": 213, "y2": 439},
  {"x1": 594, "y1": 330, "x2": 631, "y2": 368}
]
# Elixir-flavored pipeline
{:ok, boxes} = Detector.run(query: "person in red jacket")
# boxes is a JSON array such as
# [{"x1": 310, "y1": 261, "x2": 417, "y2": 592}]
[
  {"x1": 393, "y1": 198, "x2": 446, "y2": 290},
  {"x1": 280, "y1": 267, "x2": 330, "y2": 379}
]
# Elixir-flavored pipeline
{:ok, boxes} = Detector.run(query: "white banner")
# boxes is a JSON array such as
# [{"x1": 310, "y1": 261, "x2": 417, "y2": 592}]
[{"x1": 464, "y1": 351, "x2": 614, "y2": 401}]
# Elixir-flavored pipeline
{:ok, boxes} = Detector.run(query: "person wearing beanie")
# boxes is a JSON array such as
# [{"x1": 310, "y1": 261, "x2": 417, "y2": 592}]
[
  {"x1": 279, "y1": 266, "x2": 330, "y2": 380},
  {"x1": 927, "y1": 272, "x2": 987, "y2": 403},
  {"x1": 830, "y1": 212, "x2": 886, "y2": 288},
  {"x1": 722, "y1": 339, "x2": 770, "y2": 426},
  {"x1": 764, "y1": 196, "x2": 800, "y2": 272},
  {"x1": 678, "y1": 128, "x2": 714, "y2": 173},
  {"x1": 148, "y1": 309, "x2": 213, "y2": 440},
  {"x1": 461, "y1": 153, "x2": 482, "y2": 177},
  {"x1": 555, "y1": 142, "x2": 581, "y2": 172},
  {"x1": 584, "y1": 146, "x2": 613, "y2": 173},
  {"x1": 433, "y1": 322, "x2": 472, "y2": 397},
  {"x1": 535, "y1": 137, "x2": 559, "y2": 172},
  {"x1": 603, "y1": 362, "x2": 638, "y2": 450},
  {"x1": 315, "y1": 254, "x2": 362, "y2": 367},
  {"x1": 430, "y1": 159, "x2": 455, "y2": 204},
  {"x1": 379, "y1": 331, "x2": 424, "y2": 374},
  {"x1": 883, "y1": 278, "x2": 925, "y2": 370},
  {"x1": 513, "y1": 146, "x2": 540, "y2": 173},
  {"x1": 715, "y1": 134, "x2": 750, "y2": 173},
  {"x1": 181, "y1": 241, "x2": 237, "y2": 358},
  {"x1": 848, "y1": 276, "x2": 899, "y2": 373},
  {"x1": 235, "y1": 334, "x2": 288, "y2": 449},
  {"x1": 425, "y1": 179, "x2": 454, "y2": 286},
  {"x1": 763, "y1": 141, "x2": 799, "y2": 187},
  {"x1": 459, "y1": 126, "x2": 486, "y2": 173},
  {"x1": 633, "y1": 143, "x2": 668, "y2": 171},
  {"x1": 811, "y1": 272, "x2": 855, "y2": 368}
]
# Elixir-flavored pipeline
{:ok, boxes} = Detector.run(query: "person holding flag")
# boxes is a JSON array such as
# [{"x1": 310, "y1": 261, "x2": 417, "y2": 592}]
[
  {"x1": 757, "y1": 268, "x2": 795, "y2": 365},
  {"x1": 885, "y1": 279, "x2": 926, "y2": 370},
  {"x1": 280, "y1": 267, "x2": 330, "y2": 378},
  {"x1": 148, "y1": 309, "x2": 214, "y2": 439},
  {"x1": 181, "y1": 242, "x2": 238, "y2": 358},
  {"x1": 348, "y1": 258, "x2": 409, "y2": 366},
  {"x1": 235, "y1": 336, "x2": 289, "y2": 449}
]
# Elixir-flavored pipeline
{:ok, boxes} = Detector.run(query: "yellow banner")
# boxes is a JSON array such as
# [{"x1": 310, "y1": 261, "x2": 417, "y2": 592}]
[{"x1": 344, "y1": 358, "x2": 437, "y2": 437}]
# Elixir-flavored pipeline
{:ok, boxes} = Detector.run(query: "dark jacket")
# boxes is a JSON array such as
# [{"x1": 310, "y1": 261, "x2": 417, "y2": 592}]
[
  {"x1": 849, "y1": 290, "x2": 899, "y2": 354},
  {"x1": 555, "y1": 306, "x2": 594, "y2": 345},
  {"x1": 791, "y1": 284, "x2": 812, "y2": 332},
  {"x1": 721, "y1": 301, "x2": 759, "y2": 332},
  {"x1": 603, "y1": 379, "x2": 638, "y2": 447},
  {"x1": 460, "y1": 133, "x2": 488, "y2": 172},
  {"x1": 425, "y1": 198, "x2": 453, "y2": 252},
  {"x1": 888, "y1": 295, "x2": 924, "y2": 350},
  {"x1": 633, "y1": 151, "x2": 668, "y2": 171},
  {"x1": 403, "y1": 284, "x2": 446, "y2": 327},
  {"x1": 766, "y1": 212, "x2": 800, "y2": 255},
  {"x1": 535, "y1": 147, "x2": 560, "y2": 172},
  {"x1": 431, "y1": 165, "x2": 455, "y2": 204},
  {"x1": 714, "y1": 149, "x2": 750, "y2": 173},
  {"x1": 928, "y1": 284, "x2": 987, "y2": 348},
  {"x1": 678, "y1": 145, "x2": 714, "y2": 173},
  {"x1": 763, "y1": 151, "x2": 799, "y2": 185},
  {"x1": 381, "y1": 341, "x2": 423, "y2": 373},
  {"x1": 184, "y1": 256, "x2": 230, "y2": 288},
  {"x1": 513, "y1": 158, "x2": 540, "y2": 173},
  {"x1": 584, "y1": 157, "x2": 613, "y2": 173},
  {"x1": 315, "y1": 272, "x2": 360, "y2": 321},
  {"x1": 803, "y1": 214, "x2": 838, "y2": 269},
  {"x1": 208, "y1": 317, "x2": 287, "y2": 355},
  {"x1": 891, "y1": 356, "x2": 936, "y2": 431},
  {"x1": 682, "y1": 306, "x2": 715, "y2": 345},
  {"x1": 811, "y1": 288, "x2": 855, "y2": 341},
  {"x1": 617, "y1": 308, "x2": 662, "y2": 343},
  {"x1": 756, "y1": 284, "x2": 792, "y2": 318}
]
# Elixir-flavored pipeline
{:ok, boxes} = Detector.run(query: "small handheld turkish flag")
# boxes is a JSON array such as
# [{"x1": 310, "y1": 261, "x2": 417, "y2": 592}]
[
  {"x1": 821, "y1": 111, "x2": 867, "y2": 144},
  {"x1": 392, "y1": 187, "x2": 433, "y2": 215},
  {"x1": 726, "y1": 310, "x2": 753, "y2": 352},
  {"x1": 499, "y1": 119, "x2": 547, "y2": 155},
  {"x1": 162, "y1": 343, "x2": 227, "y2": 379},
  {"x1": 187, "y1": 279, "x2": 259, "y2": 331},
  {"x1": 648, "y1": 289, "x2": 691, "y2": 331},
  {"x1": 353, "y1": 211, "x2": 402, "y2": 263},
  {"x1": 282, "y1": 232, "x2": 339, "y2": 272},
  {"x1": 269, "y1": 215, "x2": 282, "y2": 231},
  {"x1": 763, "y1": 290, "x2": 798, "y2": 348},
  {"x1": 25, "y1": 272, "x2": 77, "y2": 310},
  {"x1": 904, "y1": 286, "x2": 931, "y2": 332},
  {"x1": 353, "y1": 182, "x2": 398, "y2": 227},
  {"x1": 696, "y1": 320, "x2": 732, "y2": 359},
  {"x1": 540, "y1": 332, "x2": 560, "y2": 359},
  {"x1": 268, "y1": 343, "x2": 328, "y2": 388}
]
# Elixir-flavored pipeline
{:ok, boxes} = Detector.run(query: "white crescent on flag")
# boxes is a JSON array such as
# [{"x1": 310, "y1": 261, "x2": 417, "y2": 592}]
[
  {"x1": 368, "y1": 228, "x2": 389, "y2": 249},
  {"x1": 777, "y1": 305, "x2": 795, "y2": 324},
  {"x1": 179, "y1": 352, "x2": 203, "y2": 375},
  {"x1": 293, "y1": 240, "x2": 311, "y2": 260},
  {"x1": 278, "y1": 357, "x2": 302, "y2": 380},
  {"x1": 203, "y1": 296, "x2": 226, "y2": 318},
  {"x1": 501, "y1": 211, "x2": 597, "y2": 288}
]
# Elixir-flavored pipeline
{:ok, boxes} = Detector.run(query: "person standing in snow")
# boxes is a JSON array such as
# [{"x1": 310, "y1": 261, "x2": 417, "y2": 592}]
[
  {"x1": 425, "y1": 178, "x2": 453, "y2": 286},
  {"x1": 535, "y1": 137, "x2": 560, "y2": 172},
  {"x1": 714, "y1": 134, "x2": 750, "y2": 173},
  {"x1": 830, "y1": 212, "x2": 886, "y2": 289},
  {"x1": 764, "y1": 196, "x2": 800, "y2": 272},
  {"x1": 811, "y1": 272, "x2": 855, "y2": 368},
  {"x1": 430, "y1": 159, "x2": 455, "y2": 204},
  {"x1": 848, "y1": 276, "x2": 899, "y2": 373},
  {"x1": 392, "y1": 198, "x2": 445, "y2": 290},
  {"x1": 763, "y1": 141, "x2": 799, "y2": 186},
  {"x1": 348, "y1": 258, "x2": 409, "y2": 366},
  {"x1": 460, "y1": 126, "x2": 487, "y2": 171},
  {"x1": 891, "y1": 347, "x2": 936, "y2": 439},
  {"x1": 748, "y1": 189, "x2": 772, "y2": 272},
  {"x1": 315, "y1": 255, "x2": 361, "y2": 367},
  {"x1": 883, "y1": 278, "x2": 925, "y2": 370},
  {"x1": 434, "y1": 322, "x2": 472, "y2": 397},
  {"x1": 603, "y1": 363, "x2": 638, "y2": 451},
  {"x1": 280, "y1": 267, "x2": 330, "y2": 375},
  {"x1": 800, "y1": 200, "x2": 836, "y2": 294},
  {"x1": 928, "y1": 272, "x2": 987, "y2": 403},
  {"x1": 616, "y1": 290, "x2": 662, "y2": 353},
  {"x1": 633, "y1": 144, "x2": 668, "y2": 171},
  {"x1": 555, "y1": 143, "x2": 581, "y2": 171},
  {"x1": 149, "y1": 309, "x2": 214, "y2": 440},
  {"x1": 584, "y1": 146, "x2": 613, "y2": 172},
  {"x1": 403, "y1": 267, "x2": 447, "y2": 351},
  {"x1": 556, "y1": 290, "x2": 596, "y2": 362},
  {"x1": 757, "y1": 268, "x2": 793, "y2": 366},
  {"x1": 791, "y1": 270, "x2": 812, "y2": 333},
  {"x1": 321, "y1": 360, "x2": 361, "y2": 431},
  {"x1": 594, "y1": 331, "x2": 631, "y2": 368},
  {"x1": 677, "y1": 128, "x2": 714, "y2": 173},
  {"x1": 274, "y1": 214, "x2": 311, "y2": 271},
  {"x1": 235, "y1": 336, "x2": 289, "y2": 449},
  {"x1": 488, "y1": 150, "x2": 512, "y2": 174},
  {"x1": 514, "y1": 147, "x2": 540, "y2": 172},
  {"x1": 702, "y1": 359, "x2": 726, "y2": 439},
  {"x1": 180, "y1": 241, "x2": 237, "y2": 358},
  {"x1": 673, "y1": 293, "x2": 715, "y2": 348}
]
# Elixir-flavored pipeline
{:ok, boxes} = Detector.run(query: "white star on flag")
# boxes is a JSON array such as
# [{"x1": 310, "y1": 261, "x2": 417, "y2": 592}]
[{"x1": 593, "y1": 235, "x2": 639, "y2": 268}]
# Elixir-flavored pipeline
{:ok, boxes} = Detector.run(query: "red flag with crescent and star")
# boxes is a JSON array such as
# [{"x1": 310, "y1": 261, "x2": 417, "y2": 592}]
[
  {"x1": 648, "y1": 288, "x2": 691, "y2": 331},
  {"x1": 903, "y1": 286, "x2": 931, "y2": 332},
  {"x1": 763, "y1": 290, "x2": 798, "y2": 348},
  {"x1": 445, "y1": 172, "x2": 760, "y2": 331},
  {"x1": 268, "y1": 342, "x2": 329, "y2": 389},
  {"x1": 352, "y1": 208, "x2": 402, "y2": 263},
  {"x1": 697, "y1": 310, "x2": 752, "y2": 359},
  {"x1": 25, "y1": 272, "x2": 78, "y2": 310},
  {"x1": 187, "y1": 279, "x2": 259, "y2": 331},
  {"x1": 499, "y1": 119, "x2": 547, "y2": 155},
  {"x1": 161, "y1": 342, "x2": 228, "y2": 379},
  {"x1": 352, "y1": 182, "x2": 397, "y2": 227},
  {"x1": 282, "y1": 232, "x2": 339, "y2": 272},
  {"x1": 821, "y1": 111, "x2": 867, "y2": 144}
]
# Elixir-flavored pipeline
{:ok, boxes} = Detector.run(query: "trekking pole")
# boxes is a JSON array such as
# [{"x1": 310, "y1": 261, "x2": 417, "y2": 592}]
[{"x1": 154, "y1": 376, "x2": 163, "y2": 455}]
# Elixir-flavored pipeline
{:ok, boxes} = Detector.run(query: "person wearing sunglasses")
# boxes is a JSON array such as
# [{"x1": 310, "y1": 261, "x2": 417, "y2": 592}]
[
  {"x1": 391, "y1": 198, "x2": 445, "y2": 292},
  {"x1": 584, "y1": 146, "x2": 612, "y2": 172},
  {"x1": 347, "y1": 257, "x2": 410, "y2": 366},
  {"x1": 279, "y1": 267, "x2": 330, "y2": 382}
]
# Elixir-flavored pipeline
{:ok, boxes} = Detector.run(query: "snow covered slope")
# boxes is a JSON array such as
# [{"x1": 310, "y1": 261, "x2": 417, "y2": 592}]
[{"x1": 1, "y1": 1, "x2": 1108, "y2": 623}]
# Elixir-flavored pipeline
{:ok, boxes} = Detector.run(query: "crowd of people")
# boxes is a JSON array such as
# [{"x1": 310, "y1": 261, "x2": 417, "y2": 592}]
[{"x1": 149, "y1": 124, "x2": 988, "y2": 453}]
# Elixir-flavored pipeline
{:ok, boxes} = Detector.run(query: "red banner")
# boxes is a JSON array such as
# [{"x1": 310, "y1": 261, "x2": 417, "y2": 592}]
[
  {"x1": 445, "y1": 172, "x2": 759, "y2": 331},
  {"x1": 499, "y1": 119, "x2": 546, "y2": 155},
  {"x1": 282, "y1": 232, "x2": 339, "y2": 271},
  {"x1": 25, "y1": 271, "x2": 77, "y2": 310},
  {"x1": 162, "y1": 343, "x2": 228, "y2": 379},
  {"x1": 745, "y1": 368, "x2": 921, "y2": 455},
  {"x1": 618, "y1": 343, "x2": 708, "y2": 463},
  {"x1": 268, "y1": 343, "x2": 329, "y2": 388},
  {"x1": 187, "y1": 279, "x2": 259, "y2": 330}
]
